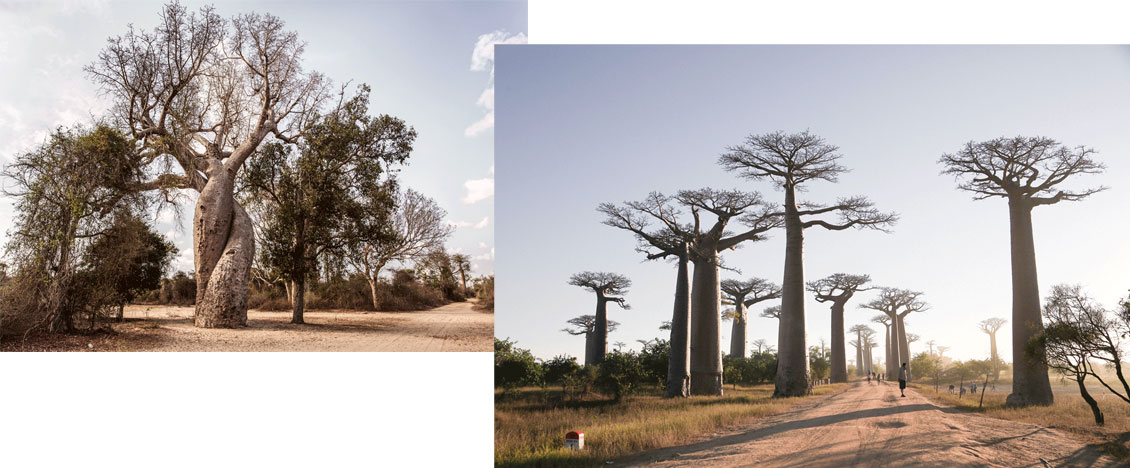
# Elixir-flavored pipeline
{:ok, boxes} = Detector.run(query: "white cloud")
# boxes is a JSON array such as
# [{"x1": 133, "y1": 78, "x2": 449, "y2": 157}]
[
  {"x1": 473, "y1": 247, "x2": 495, "y2": 262},
  {"x1": 450, "y1": 216, "x2": 490, "y2": 230},
  {"x1": 461, "y1": 176, "x2": 494, "y2": 204},
  {"x1": 465, "y1": 30, "x2": 526, "y2": 137},
  {"x1": 478, "y1": 241, "x2": 488, "y2": 249}
]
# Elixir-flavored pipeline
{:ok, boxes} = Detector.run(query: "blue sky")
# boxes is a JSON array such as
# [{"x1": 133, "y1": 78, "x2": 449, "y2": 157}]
[
  {"x1": 495, "y1": 45, "x2": 1130, "y2": 362},
  {"x1": 0, "y1": 0, "x2": 526, "y2": 276}
]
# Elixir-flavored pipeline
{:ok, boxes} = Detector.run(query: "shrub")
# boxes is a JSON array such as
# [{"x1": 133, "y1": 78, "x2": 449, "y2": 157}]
[
  {"x1": 638, "y1": 338, "x2": 670, "y2": 386},
  {"x1": 495, "y1": 338, "x2": 543, "y2": 395},
  {"x1": 595, "y1": 350, "x2": 646, "y2": 400},
  {"x1": 542, "y1": 355, "x2": 582, "y2": 391},
  {"x1": 475, "y1": 275, "x2": 494, "y2": 312}
]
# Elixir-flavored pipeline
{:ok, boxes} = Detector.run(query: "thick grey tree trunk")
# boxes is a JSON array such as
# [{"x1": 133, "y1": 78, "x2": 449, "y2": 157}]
[
  {"x1": 896, "y1": 314, "x2": 909, "y2": 377},
  {"x1": 864, "y1": 344, "x2": 872, "y2": 375},
  {"x1": 689, "y1": 250, "x2": 723, "y2": 396},
  {"x1": 583, "y1": 331, "x2": 595, "y2": 367},
  {"x1": 882, "y1": 324, "x2": 891, "y2": 376},
  {"x1": 593, "y1": 293, "x2": 610, "y2": 365},
  {"x1": 775, "y1": 185, "x2": 810, "y2": 396},
  {"x1": 665, "y1": 249, "x2": 691, "y2": 398},
  {"x1": 989, "y1": 332, "x2": 999, "y2": 380},
  {"x1": 1005, "y1": 197, "x2": 1054, "y2": 406},
  {"x1": 830, "y1": 301, "x2": 847, "y2": 382},
  {"x1": 193, "y1": 168, "x2": 253, "y2": 328},
  {"x1": 730, "y1": 301, "x2": 747, "y2": 358},
  {"x1": 855, "y1": 334, "x2": 863, "y2": 377},
  {"x1": 886, "y1": 314, "x2": 899, "y2": 378}
]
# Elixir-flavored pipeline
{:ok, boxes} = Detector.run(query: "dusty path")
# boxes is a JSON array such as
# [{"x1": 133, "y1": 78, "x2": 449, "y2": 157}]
[
  {"x1": 621, "y1": 381, "x2": 1122, "y2": 467},
  {"x1": 88, "y1": 301, "x2": 493, "y2": 352}
]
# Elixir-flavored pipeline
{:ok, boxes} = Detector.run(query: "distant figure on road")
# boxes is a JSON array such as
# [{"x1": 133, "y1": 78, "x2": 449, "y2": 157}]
[
  {"x1": 867, "y1": 373, "x2": 872, "y2": 385},
  {"x1": 971, "y1": 383, "x2": 977, "y2": 394},
  {"x1": 898, "y1": 363, "x2": 909, "y2": 397},
  {"x1": 948, "y1": 384, "x2": 955, "y2": 394}
]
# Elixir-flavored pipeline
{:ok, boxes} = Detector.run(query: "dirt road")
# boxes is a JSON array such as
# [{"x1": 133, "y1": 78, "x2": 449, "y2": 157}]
[
  {"x1": 621, "y1": 381, "x2": 1122, "y2": 467},
  {"x1": 76, "y1": 301, "x2": 492, "y2": 352}
]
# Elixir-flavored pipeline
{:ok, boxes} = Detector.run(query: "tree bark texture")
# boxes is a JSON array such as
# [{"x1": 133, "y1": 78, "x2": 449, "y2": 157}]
[
  {"x1": 193, "y1": 169, "x2": 253, "y2": 328},
  {"x1": 730, "y1": 300, "x2": 747, "y2": 359},
  {"x1": 775, "y1": 185, "x2": 810, "y2": 397},
  {"x1": 830, "y1": 300, "x2": 847, "y2": 382},
  {"x1": 690, "y1": 250, "x2": 723, "y2": 396},
  {"x1": 665, "y1": 250, "x2": 692, "y2": 398},
  {"x1": 886, "y1": 315, "x2": 899, "y2": 378},
  {"x1": 593, "y1": 293, "x2": 610, "y2": 365},
  {"x1": 897, "y1": 314, "x2": 909, "y2": 378},
  {"x1": 1005, "y1": 197, "x2": 1054, "y2": 406}
]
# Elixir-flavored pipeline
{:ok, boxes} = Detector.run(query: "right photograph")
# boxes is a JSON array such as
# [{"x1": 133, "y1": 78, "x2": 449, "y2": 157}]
[{"x1": 493, "y1": 46, "x2": 1130, "y2": 467}]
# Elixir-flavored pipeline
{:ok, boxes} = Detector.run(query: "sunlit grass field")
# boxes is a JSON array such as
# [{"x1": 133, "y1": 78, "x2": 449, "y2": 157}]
[{"x1": 495, "y1": 383, "x2": 849, "y2": 468}]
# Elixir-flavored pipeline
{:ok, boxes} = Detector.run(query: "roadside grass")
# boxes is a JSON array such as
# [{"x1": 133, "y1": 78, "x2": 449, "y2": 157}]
[
  {"x1": 910, "y1": 382, "x2": 1130, "y2": 462},
  {"x1": 495, "y1": 382, "x2": 849, "y2": 468}
]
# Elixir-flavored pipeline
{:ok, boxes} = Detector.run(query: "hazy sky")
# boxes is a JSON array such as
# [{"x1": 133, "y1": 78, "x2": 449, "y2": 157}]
[
  {"x1": 0, "y1": 0, "x2": 527, "y2": 276},
  {"x1": 495, "y1": 45, "x2": 1130, "y2": 363}
]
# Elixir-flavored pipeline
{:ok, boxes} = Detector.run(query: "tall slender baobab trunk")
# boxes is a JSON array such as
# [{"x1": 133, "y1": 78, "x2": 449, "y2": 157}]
[
  {"x1": 730, "y1": 301, "x2": 747, "y2": 358},
  {"x1": 666, "y1": 245, "x2": 691, "y2": 398},
  {"x1": 830, "y1": 300, "x2": 848, "y2": 382},
  {"x1": 194, "y1": 168, "x2": 254, "y2": 328},
  {"x1": 583, "y1": 331, "x2": 596, "y2": 367},
  {"x1": 896, "y1": 314, "x2": 909, "y2": 377},
  {"x1": 1006, "y1": 197, "x2": 1054, "y2": 406},
  {"x1": 593, "y1": 292, "x2": 612, "y2": 365},
  {"x1": 881, "y1": 323, "x2": 891, "y2": 377},
  {"x1": 776, "y1": 185, "x2": 810, "y2": 396},
  {"x1": 854, "y1": 334, "x2": 863, "y2": 377},
  {"x1": 886, "y1": 313, "x2": 900, "y2": 378},
  {"x1": 689, "y1": 248, "x2": 723, "y2": 395},
  {"x1": 988, "y1": 330, "x2": 1000, "y2": 380}
]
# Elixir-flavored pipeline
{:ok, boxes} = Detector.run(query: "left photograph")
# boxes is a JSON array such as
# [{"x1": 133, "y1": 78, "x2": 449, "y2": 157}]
[{"x1": 0, "y1": 0, "x2": 523, "y2": 351}]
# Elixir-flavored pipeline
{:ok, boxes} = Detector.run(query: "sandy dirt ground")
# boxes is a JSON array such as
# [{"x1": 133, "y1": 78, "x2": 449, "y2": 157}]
[
  {"x1": 620, "y1": 381, "x2": 1122, "y2": 468},
  {"x1": 52, "y1": 301, "x2": 493, "y2": 352}
]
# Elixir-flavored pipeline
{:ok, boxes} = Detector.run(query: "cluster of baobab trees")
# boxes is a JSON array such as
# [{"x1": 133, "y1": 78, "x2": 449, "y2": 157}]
[
  {"x1": 562, "y1": 130, "x2": 1106, "y2": 408},
  {"x1": 1, "y1": 2, "x2": 469, "y2": 333}
]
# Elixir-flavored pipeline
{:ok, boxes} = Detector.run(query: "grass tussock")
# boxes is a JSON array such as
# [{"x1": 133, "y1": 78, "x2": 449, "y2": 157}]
[
  {"x1": 910, "y1": 383, "x2": 1130, "y2": 462},
  {"x1": 495, "y1": 383, "x2": 848, "y2": 468}
]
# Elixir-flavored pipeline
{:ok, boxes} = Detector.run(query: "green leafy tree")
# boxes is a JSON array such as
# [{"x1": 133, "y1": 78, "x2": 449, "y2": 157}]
[
  {"x1": 242, "y1": 86, "x2": 414, "y2": 324},
  {"x1": 82, "y1": 213, "x2": 177, "y2": 321},
  {"x1": 638, "y1": 338, "x2": 671, "y2": 386},
  {"x1": 542, "y1": 355, "x2": 582, "y2": 393},
  {"x1": 494, "y1": 338, "x2": 543, "y2": 395}
]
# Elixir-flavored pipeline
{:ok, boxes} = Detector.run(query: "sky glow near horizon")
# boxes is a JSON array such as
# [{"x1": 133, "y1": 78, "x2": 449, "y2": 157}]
[
  {"x1": 495, "y1": 45, "x2": 1130, "y2": 363},
  {"x1": 0, "y1": 0, "x2": 527, "y2": 278}
]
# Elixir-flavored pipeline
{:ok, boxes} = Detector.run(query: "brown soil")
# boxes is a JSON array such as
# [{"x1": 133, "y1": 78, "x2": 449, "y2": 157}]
[
  {"x1": 619, "y1": 380, "x2": 1122, "y2": 467},
  {"x1": 0, "y1": 301, "x2": 492, "y2": 352}
]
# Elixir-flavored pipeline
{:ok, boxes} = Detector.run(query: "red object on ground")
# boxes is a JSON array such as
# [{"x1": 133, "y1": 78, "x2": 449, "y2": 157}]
[{"x1": 566, "y1": 431, "x2": 584, "y2": 440}]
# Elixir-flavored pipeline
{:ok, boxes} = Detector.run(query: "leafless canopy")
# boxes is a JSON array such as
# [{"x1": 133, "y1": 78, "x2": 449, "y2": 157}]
[
  {"x1": 85, "y1": 2, "x2": 332, "y2": 195},
  {"x1": 721, "y1": 278, "x2": 782, "y2": 307},
  {"x1": 760, "y1": 305, "x2": 782, "y2": 320},
  {"x1": 907, "y1": 333, "x2": 919, "y2": 344},
  {"x1": 719, "y1": 131, "x2": 897, "y2": 232},
  {"x1": 598, "y1": 188, "x2": 781, "y2": 261},
  {"x1": 979, "y1": 317, "x2": 1007, "y2": 335},
  {"x1": 807, "y1": 273, "x2": 873, "y2": 302},
  {"x1": 872, "y1": 314, "x2": 890, "y2": 326},
  {"x1": 720, "y1": 130, "x2": 847, "y2": 188},
  {"x1": 939, "y1": 136, "x2": 1106, "y2": 206},
  {"x1": 563, "y1": 315, "x2": 620, "y2": 336},
  {"x1": 568, "y1": 271, "x2": 631, "y2": 297},
  {"x1": 860, "y1": 288, "x2": 929, "y2": 316}
]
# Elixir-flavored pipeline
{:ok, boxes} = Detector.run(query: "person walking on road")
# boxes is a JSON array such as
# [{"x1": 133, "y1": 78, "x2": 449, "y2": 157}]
[
  {"x1": 898, "y1": 363, "x2": 909, "y2": 397},
  {"x1": 867, "y1": 373, "x2": 872, "y2": 385}
]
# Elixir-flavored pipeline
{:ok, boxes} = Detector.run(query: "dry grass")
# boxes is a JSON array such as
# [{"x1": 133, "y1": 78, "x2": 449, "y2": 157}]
[
  {"x1": 494, "y1": 383, "x2": 849, "y2": 468},
  {"x1": 910, "y1": 382, "x2": 1130, "y2": 462}
]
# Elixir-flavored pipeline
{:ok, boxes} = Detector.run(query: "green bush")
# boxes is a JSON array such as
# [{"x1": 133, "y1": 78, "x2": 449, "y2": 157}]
[
  {"x1": 495, "y1": 338, "x2": 543, "y2": 395},
  {"x1": 595, "y1": 350, "x2": 646, "y2": 400}
]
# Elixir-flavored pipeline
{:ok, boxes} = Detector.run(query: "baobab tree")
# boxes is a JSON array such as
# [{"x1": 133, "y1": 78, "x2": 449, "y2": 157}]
[
  {"x1": 600, "y1": 189, "x2": 779, "y2": 396},
  {"x1": 85, "y1": 3, "x2": 334, "y2": 327},
  {"x1": 807, "y1": 273, "x2": 872, "y2": 382},
  {"x1": 940, "y1": 136, "x2": 1105, "y2": 406},
  {"x1": 873, "y1": 315, "x2": 892, "y2": 376},
  {"x1": 752, "y1": 338, "x2": 773, "y2": 354},
  {"x1": 452, "y1": 253, "x2": 472, "y2": 291},
  {"x1": 861, "y1": 288, "x2": 927, "y2": 378},
  {"x1": 907, "y1": 333, "x2": 920, "y2": 362},
  {"x1": 562, "y1": 315, "x2": 620, "y2": 367},
  {"x1": 721, "y1": 130, "x2": 897, "y2": 396},
  {"x1": 567, "y1": 271, "x2": 631, "y2": 366},
  {"x1": 722, "y1": 278, "x2": 782, "y2": 359},
  {"x1": 926, "y1": 339, "x2": 937, "y2": 355},
  {"x1": 848, "y1": 324, "x2": 871, "y2": 377},
  {"x1": 979, "y1": 317, "x2": 1007, "y2": 380},
  {"x1": 761, "y1": 305, "x2": 781, "y2": 320},
  {"x1": 937, "y1": 345, "x2": 950, "y2": 360}
]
